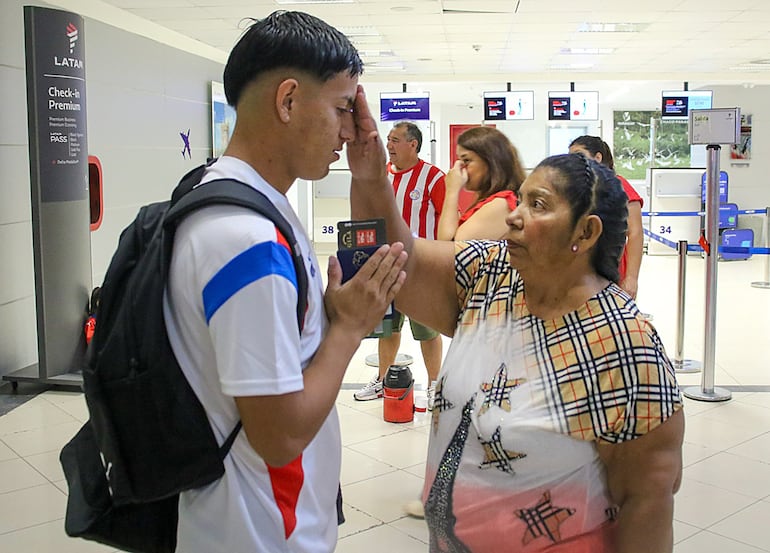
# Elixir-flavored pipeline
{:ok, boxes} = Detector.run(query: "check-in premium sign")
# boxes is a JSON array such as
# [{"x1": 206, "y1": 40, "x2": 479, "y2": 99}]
[
  {"x1": 25, "y1": 6, "x2": 88, "y2": 202},
  {"x1": 380, "y1": 92, "x2": 430, "y2": 121}
]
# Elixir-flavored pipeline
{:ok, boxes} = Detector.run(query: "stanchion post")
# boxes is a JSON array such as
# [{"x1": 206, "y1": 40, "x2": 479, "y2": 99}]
[
  {"x1": 684, "y1": 144, "x2": 731, "y2": 402},
  {"x1": 751, "y1": 206, "x2": 770, "y2": 289},
  {"x1": 673, "y1": 240, "x2": 701, "y2": 373}
]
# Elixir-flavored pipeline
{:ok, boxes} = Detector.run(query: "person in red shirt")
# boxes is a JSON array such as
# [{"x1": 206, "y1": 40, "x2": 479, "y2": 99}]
[
  {"x1": 569, "y1": 136, "x2": 644, "y2": 299},
  {"x1": 438, "y1": 126, "x2": 527, "y2": 241}
]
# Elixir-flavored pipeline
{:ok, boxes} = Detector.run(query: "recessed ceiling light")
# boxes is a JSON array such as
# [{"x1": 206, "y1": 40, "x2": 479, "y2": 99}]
[
  {"x1": 730, "y1": 63, "x2": 770, "y2": 72},
  {"x1": 560, "y1": 47, "x2": 614, "y2": 55},
  {"x1": 577, "y1": 22, "x2": 644, "y2": 33},
  {"x1": 548, "y1": 63, "x2": 595, "y2": 70},
  {"x1": 365, "y1": 61, "x2": 405, "y2": 71},
  {"x1": 339, "y1": 25, "x2": 381, "y2": 37},
  {"x1": 358, "y1": 49, "x2": 395, "y2": 57},
  {"x1": 275, "y1": 0, "x2": 353, "y2": 4}
]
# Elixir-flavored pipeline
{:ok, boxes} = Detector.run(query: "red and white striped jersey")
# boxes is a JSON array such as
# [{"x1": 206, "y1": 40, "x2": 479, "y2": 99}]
[{"x1": 388, "y1": 159, "x2": 446, "y2": 240}]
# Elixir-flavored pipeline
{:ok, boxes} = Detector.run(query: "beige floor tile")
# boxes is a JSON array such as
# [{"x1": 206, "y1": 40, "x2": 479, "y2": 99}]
[
  {"x1": 388, "y1": 514, "x2": 429, "y2": 545},
  {"x1": 709, "y1": 500, "x2": 770, "y2": 551},
  {"x1": 338, "y1": 504, "x2": 384, "y2": 539},
  {"x1": 0, "y1": 483, "x2": 67, "y2": 534},
  {"x1": 0, "y1": 438, "x2": 18, "y2": 462},
  {"x1": 402, "y1": 461, "x2": 427, "y2": 480},
  {"x1": 695, "y1": 401, "x2": 770, "y2": 435},
  {"x1": 347, "y1": 429, "x2": 429, "y2": 469},
  {"x1": 675, "y1": 478, "x2": 758, "y2": 529},
  {"x1": 681, "y1": 441, "x2": 720, "y2": 468},
  {"x1": 342, "y1": 470, "x2": 424, "y2": 524},
  {"x1": 680, "y1": 413, "x2": 766, "y2": 451},
  {"x1": 685, "y1": 452, "x2": 770, "y2": 499},
  {"x1": 0, "y1": 420, "x2": 82, "y2": 457},
  {"x1": 0, "y1": 457, "x2": 48, "y2": 493},
  {"x1": 0, "y1": 519, "x2": 117, "y2": 553},
  {"x1": 675, "y1": 529, "x2": 768, "y2": 552},
  {"x1": 0, "y1": 397, "x2": 78, "y2": 436},
  {"x1": 727, "y1": 430, "x2": 770, "y2": 464},
  {"x1": 673, "y1": 520, "x2": 701, "y2": 544},
  {"x1": 341, "y1": 446, "x2": 397, "y2": 486},
  {"x1": 336, "y1": 520, "x2": 428, "y2": 553},
  {"x1": 337, "y1": 404, "x2": 405, "y2": 446},
  {"x1": 25, "y1": 449, "x2": 66, "y2": 483},
  {"x1": 738, "y1": 393, "x2": 770, "y2": 410}
]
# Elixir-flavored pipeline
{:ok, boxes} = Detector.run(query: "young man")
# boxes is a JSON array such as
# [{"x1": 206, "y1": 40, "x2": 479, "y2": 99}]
[
  {"x1": 163, "y1": 12, "x2": 407, "y2": 552},
  {"x1": 353, "y1": 122, "x2": 445, "y2": 407}
]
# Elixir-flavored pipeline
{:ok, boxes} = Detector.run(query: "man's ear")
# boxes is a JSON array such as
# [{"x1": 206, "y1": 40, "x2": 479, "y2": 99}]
[
  {"x1": 275, "y1": 78, "x2": 299, "y2": 124},
  {"x1": 594, "y1": 152, "x2": 603, "y2": 165}
]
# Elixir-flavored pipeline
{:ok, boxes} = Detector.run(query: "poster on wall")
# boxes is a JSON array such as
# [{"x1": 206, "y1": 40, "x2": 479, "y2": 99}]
[
  {"x1": 25, "y1": 6, "x2": 88, "y2": 202},
  {"x1": 613, "y1": 110, "x2": 693, "y2": 180},
  {"x1": 211, "y1": 81, "x2": 236, "y2": 159}
]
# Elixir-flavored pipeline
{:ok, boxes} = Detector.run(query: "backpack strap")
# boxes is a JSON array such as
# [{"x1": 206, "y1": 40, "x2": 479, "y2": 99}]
[
  {"x1": 164, "y1": 167, "x2": 310, "y2": 459},
  {"x1": 165, "y1": 175, "x2": 309, "y2": 333}
]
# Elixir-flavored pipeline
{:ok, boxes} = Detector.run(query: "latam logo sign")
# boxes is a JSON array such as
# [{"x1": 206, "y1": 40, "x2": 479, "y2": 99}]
[
  {"x1": 66, "y1": 22, "x2": 78, "y2": 54},
  {"x1": 380, "y1": 92, "x2": 430, "y2": 121},
  {"x1": 54, "y1": 22, "x2": 83, "y2": 68}
]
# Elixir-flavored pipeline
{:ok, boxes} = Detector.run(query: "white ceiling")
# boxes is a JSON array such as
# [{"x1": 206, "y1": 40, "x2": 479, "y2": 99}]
[{"x1": 48, "y1": 0, "x2": 770, "y2": 84}]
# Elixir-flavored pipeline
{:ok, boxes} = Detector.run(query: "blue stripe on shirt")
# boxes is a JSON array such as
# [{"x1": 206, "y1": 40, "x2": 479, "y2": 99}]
[{"x1": 202, "y1": 240, "x2": 297, "y2": 324}]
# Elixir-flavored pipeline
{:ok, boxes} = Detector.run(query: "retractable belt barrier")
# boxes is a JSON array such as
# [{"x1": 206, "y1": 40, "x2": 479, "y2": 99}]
[
  {"x1": 642, "y1": 207, "x2": 770, "y2": 256},
  {"x1": 640, "y1": 207, "x2": 770, "y2": 383}
]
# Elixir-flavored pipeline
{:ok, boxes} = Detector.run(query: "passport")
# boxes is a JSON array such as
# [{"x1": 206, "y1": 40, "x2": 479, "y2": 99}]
[
  {"x1": 336, "y1": 218, "x2": 394, "y2": 338},
  {"x1": 337, "y1": 218, "x2": 386, "y2": 251}
]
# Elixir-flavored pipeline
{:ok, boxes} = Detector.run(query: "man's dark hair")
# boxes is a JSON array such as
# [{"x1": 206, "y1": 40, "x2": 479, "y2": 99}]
[
  {"x1": 393, "y1": 121, "x2": 423, "y2": 153},
  {"x1": 224, "y1": 11, "x2": 364, "y2": 106}
]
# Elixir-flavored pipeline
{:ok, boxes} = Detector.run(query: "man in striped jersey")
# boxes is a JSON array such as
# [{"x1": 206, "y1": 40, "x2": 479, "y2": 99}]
[{"x1": 354, "y1": 121, "x2": 445, "y2": 407}]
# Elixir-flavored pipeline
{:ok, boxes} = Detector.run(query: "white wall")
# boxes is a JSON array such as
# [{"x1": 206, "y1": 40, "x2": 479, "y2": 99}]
[{"x1": 0, "y1": 0, "x2": 224, "y2": 379}]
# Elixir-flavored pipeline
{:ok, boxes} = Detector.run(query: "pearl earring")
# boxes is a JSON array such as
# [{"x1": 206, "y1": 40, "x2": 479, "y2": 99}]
[{"x1": 571, "y1": 244, "x2": 578, "y2": 253}]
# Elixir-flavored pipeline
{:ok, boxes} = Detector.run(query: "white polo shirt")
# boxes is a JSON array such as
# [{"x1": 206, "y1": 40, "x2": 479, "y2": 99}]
[{"x1": 163, "y1": 156, "x2": 338, "y2": 553}]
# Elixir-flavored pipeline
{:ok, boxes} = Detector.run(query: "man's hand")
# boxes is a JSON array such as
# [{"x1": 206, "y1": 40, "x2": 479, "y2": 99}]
[
  {"x1": 324, "y1": 242, "x2": 407, "y2": 339},
  {"x1": 346, "y1": 85, "x2": 387, "y2": 182}
]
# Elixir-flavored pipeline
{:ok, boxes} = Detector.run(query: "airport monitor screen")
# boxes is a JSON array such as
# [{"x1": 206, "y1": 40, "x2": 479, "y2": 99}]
[
  {"x1": 483, "y1": 91, "x2": 535, "y2": 121},
  {"x1": 547, "y1": 91, "x2": 599, "y2": 121},
  {"x1": 661, "y1": 90, "x2": 713, "y2": 120}
]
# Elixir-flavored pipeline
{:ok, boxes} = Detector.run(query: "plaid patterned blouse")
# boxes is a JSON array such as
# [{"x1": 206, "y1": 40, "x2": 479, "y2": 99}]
[{"x1": 422, "y1": 240, "x2": 682, "y2": 553}]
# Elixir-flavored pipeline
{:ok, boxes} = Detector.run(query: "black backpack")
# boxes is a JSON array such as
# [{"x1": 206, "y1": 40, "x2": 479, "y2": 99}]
[{"x1": 59, "y1": 163, "x2": 308, "y2": 553}]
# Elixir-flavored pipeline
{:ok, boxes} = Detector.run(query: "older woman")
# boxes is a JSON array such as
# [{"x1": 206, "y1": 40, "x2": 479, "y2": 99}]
[
  {"x1": 438, "y1": 126, "x2": 527, "y2": 241},
  {"x1": 348, "y1": 86, "x2": 683, "y2": 553}
]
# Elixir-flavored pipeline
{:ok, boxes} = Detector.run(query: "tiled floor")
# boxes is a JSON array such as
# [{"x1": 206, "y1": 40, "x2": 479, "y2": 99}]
[{"x1": 1, "y1": 253, "x2": 769, "y2": 552}]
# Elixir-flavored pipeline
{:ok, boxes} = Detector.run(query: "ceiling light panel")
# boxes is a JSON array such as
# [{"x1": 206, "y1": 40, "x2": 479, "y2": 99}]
[
  {"x1": 559, "y1": 47, "x2": 614, "y2": 54},
  {"x1": 577, "y1": 22, "x2": 646, "y2": 33},
  {"x1": 275, "y1": 0, "x2": 353, "y2": 4}
]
